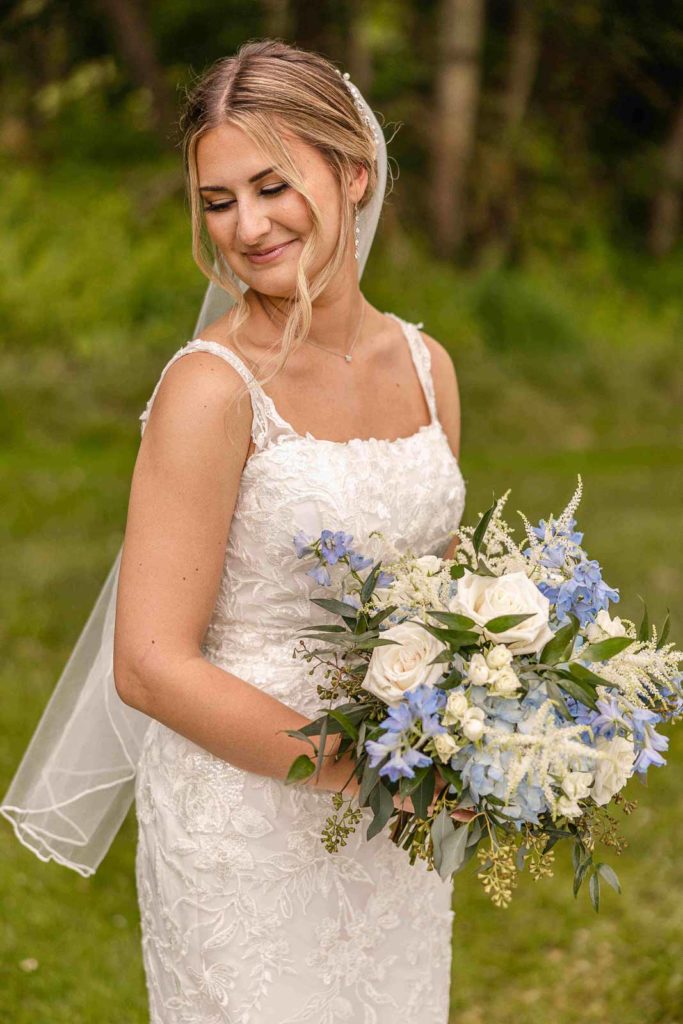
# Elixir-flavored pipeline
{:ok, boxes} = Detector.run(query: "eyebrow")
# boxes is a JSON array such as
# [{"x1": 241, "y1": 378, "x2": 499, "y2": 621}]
[{"x1": 199, "y1": 167, "x2": 275, "y2": 192}]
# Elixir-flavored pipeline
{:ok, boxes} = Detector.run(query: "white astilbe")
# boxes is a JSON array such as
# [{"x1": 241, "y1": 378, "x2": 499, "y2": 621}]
[
  {"x1": 593, "y1": 638, "x2": 683, "y2": 710},
  {"x1": 518, "y1": 476, "x2": 586, "y2": 584},
  {"x1": 367, "y1": 554, "x2": 452, "y2": 622},
  {"x1": 487, "y1": 699, "x2": 601, "y2": 807},
  {"x1": 454, "y1": 489, "x2": 530, "y2": 576}
]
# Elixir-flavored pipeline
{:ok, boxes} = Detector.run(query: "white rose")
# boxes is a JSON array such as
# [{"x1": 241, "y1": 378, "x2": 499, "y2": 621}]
[
  {"x1": 585, "y1": 608, "x2": 628, "y2": 643},
  {"x1": 361, "y1": 620, "x2": 447, "y2": 706},
  {"x1": 591, "y1": 736, "x2": 636, "y2": 806},
  {"x1": 433, "y1": 732, "x2": 460, "y2": 763},
  {"x1": 486, "y1": 644, "x2": 513, "y2": 670},
  {"x1": 414, "y1": 555, "x2": 444, "y2": 575},
  {"x1": 449, "y1": 570, "x2": 554, "y2": 655},
  {"x1": 442, "y1": 691, "x2": 469, "y2": 726},
  {"x1": 556, "y1": 795, "x2": 582, "y2": 819},
  {"x1": 462, "y1": 707, "x2": 486, "y2": 742},
  {"x1": 467, "y1": 653, "x2": 490, "y2": 685},
  {"x1": 561, "y1": 771, "x2": 593, "y2": 802},
  {"x1": 488, "y1": 665, "x2": 521, "y2": 698}
]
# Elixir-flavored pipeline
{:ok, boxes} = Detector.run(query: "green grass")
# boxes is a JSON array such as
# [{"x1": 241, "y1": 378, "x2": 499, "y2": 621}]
[{"x1": 1, "y1": 160, "x2": 682, "y2": 1022}]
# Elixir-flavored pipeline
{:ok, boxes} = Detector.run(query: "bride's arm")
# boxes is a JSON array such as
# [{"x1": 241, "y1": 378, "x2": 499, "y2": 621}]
[
  {"x1": 419, "y1": 330, "x2": 462, "y2": 561},
  {"x1": 113, "y1": 352, "x2": 358, "y2": 798}
]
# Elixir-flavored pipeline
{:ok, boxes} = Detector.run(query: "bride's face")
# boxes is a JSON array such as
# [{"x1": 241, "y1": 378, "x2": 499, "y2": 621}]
[{"x1": 196, "y1": 122, "x2": 360, "y2": 298}]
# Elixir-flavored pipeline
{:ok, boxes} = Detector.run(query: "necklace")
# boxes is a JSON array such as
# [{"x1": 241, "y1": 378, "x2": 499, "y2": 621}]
[{"x1": 255, "y1": 292, "x2": 367, "y2": 363}]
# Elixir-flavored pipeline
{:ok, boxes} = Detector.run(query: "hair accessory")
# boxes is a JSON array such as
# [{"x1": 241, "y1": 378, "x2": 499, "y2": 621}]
[{"x1": 337, "y1": 69, "x2": 381, "y2": 149}]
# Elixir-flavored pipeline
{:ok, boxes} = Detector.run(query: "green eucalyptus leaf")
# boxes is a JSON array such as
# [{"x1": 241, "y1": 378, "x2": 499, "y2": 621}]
[
  {"x1": 327, "y1": 709, "x2": 359, "y2": 742},
  {"x1": 589, "y1": 871, "x2": 601, "y2": 912},
  {"x1": 484, "y1": 612, "x2": 536, "y2": 634},
  {"x1": 359, "y1": 760, "x2": 382, "y2": 806},
  {"x1": 637, "y1": 597, "x2": 649, "y2": 642},
  {"x1": 430, "y1": 805, "x2": 455, "y2": 871},
  {"x1": 659, "y1": 609, "x2": 671, "y2": 648},
  {"x1": 580, "y1": 637, "x2": 634, "y2": 662},
  {"x1": 438, "y1": 824, "x2": 470, "y2": 879},
  {"x1": 361, "y1": 562, "x2": 384, "y2": 605},
  {"x1": 310, "y1": 597, "x2": 359, "y2": 619},
  {"x1": 596, "y1": 862, "x2": 621, "y2": 894},
  {"x1": 285, "y1": 754, "x2": 316, "y2": 785},
  {"x1": 472, "y1": 500, "x2": 497, "y2": 554},
  {"x1": 544, "y1": 678, "x2": 574, "y2": 721},
  {"x1": 426, "y1": 610, "x2": 476, "y2": 630},
  {"x1": 450, "y1": 563, "x2": 466, "y2": 580},
  {"x1": 540, "y1": 619, "x2": 579, "y2": 666},
  {"x1": 366, "y1": 781, "x2": 395, "y2": 840},
  {"x1": 411, "y1": 767, "x2": 436, "y2": 820}
]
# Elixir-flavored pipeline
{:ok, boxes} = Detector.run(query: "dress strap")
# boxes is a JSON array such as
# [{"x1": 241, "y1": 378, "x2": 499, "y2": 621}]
[
  {"x1": 138, "y1": 339, "x2": 272, "y2": 450},
  {"x1": 383, "y1": 313, "x2": 438, "y2": 424}
]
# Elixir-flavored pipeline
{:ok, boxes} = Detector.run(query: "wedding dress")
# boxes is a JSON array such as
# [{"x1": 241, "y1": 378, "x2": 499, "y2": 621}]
[{"x1": 133, "y1": 311, "x2": 467, "y2": 1024}]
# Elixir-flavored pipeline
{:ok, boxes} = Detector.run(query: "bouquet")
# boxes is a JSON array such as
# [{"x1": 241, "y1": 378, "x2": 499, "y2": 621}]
[{"x1": 284, "y1": 478, "x2": 682, "y2": 909}]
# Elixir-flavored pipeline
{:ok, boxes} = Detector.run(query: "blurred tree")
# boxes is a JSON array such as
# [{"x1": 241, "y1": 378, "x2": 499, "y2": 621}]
[
  {"x1": 97, "y1": 0, "x2": 175, "y2": 147},
  {"x1": 648, "y1": 93, "x2": 683, "y2": 256},
  {"x1": 431, "y1": 0, "x2": 486, "y2": 257}
]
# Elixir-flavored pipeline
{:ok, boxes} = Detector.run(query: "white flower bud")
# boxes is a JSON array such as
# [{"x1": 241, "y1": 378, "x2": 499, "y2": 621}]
[
  {"x1": 433, "y1": 732, "x2": 460, "y2": 763},
  {"x1": 467, "y1": 653, "x2": 490, "y2": 685},
  {"x1": 485, "y1": 644, "x2": 513, "y2": 670},
  {"x1": 488, "y1": 665, "x2": 521, "y2": 697},
  {"x1": 462, "y1": 708, "x2": 486, "y2": 742}
]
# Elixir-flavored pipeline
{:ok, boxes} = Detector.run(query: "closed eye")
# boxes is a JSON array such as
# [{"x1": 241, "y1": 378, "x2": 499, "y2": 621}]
[{"x1": 203, "y1": 183, "x2": 289, "y2": 213}]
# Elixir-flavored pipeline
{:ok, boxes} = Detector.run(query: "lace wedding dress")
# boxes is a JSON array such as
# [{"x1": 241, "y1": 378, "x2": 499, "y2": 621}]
[{"x1": 134, "y1": 312, "x2": 467, "y2": 1024}]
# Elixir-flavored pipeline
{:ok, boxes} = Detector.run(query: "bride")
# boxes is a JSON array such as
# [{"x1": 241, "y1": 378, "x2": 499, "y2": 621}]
[{"x1": 2, "y1": 39, "x2": 468, "y2": 1023}]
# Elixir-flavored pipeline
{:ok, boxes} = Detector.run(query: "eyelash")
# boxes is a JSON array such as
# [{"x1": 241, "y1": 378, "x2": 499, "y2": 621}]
[{"x1": 202, "y1": 183, "x2": 289, "y2": 213}]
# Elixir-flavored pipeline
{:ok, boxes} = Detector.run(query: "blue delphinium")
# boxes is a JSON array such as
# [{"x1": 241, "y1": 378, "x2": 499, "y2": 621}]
[
  {"x1": 292, "y1": 528, "x2": 379, "y2": 590},
  {"x1": 525, "y1": 515, "x2": 619, "y2": 628},
  {"x1": 365, "y1": 685, "x2": 447, "y2": 782},
  {"x1": 320, "y1": 529, "x2": 354, "y2": 565},
  {"x1": 565, "y1": 693, "x2": 669, "y2": 777},
  {"x1": 537, "y1": 558, "x2": 619, "y2": 628}
]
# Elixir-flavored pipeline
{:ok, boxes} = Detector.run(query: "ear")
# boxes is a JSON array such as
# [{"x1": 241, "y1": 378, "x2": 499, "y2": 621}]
[{"x1": 348, "y1": 162, "x2": 369, "y2": 205}]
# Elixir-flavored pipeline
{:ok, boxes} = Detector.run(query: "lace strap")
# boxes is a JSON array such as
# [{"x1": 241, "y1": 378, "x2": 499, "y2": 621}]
[
  {"x1": 385, "y1": 314, "x2": 438, "y2": 424},
  {"x1": 138, "y1": 339, "x2": 271, "y2": 449}
]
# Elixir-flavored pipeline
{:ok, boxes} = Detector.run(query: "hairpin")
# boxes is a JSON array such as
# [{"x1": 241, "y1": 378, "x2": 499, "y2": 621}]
[{"x1": 336, "y1": 68, "x2": 381, "y2": 148}]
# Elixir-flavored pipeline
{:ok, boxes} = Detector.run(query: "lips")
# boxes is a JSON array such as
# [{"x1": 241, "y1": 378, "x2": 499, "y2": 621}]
[
  {"x1": 244, "y1": 239, "x2": 297, "y2": 265},
  {"x1": 246, "y1": 242, "x2": 290, "y2": 256}
]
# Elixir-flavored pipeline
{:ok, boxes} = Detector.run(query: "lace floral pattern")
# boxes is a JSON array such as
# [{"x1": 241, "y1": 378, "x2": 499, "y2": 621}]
[{"x1": 135, "y1": 314, "x2": 467, "y2": 1022}]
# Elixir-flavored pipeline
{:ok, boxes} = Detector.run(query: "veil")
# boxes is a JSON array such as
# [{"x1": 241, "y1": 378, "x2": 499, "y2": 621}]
[{"x1": 0, "y1": 73, "x2": 388, "y2": 878}]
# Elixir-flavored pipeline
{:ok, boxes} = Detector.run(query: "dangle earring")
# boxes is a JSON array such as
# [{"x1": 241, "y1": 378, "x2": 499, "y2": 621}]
[{"x1": 354, "y1": 204, "x2": 361, "y2": 260}]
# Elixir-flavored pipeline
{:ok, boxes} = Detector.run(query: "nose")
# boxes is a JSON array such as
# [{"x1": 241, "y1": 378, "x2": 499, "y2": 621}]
[{"x1": 236, "y1": 199, "x2": 271, "y2": 248}]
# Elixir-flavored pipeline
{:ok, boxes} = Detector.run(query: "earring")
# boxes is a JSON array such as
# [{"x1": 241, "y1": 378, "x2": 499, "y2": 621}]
[{"x1": 354, "y1": 204, "x2": 361, "y2": 260}]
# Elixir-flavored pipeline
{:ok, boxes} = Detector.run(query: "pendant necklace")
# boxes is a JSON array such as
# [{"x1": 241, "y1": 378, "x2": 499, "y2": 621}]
[{"x1": 255, "y1": 291, "x2": 367, "y2": 364}]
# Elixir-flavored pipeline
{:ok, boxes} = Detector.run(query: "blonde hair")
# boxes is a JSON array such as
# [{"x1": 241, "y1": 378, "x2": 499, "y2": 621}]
[{"x1": 179, "y1": 38, "x2": 391, "y2": 408}]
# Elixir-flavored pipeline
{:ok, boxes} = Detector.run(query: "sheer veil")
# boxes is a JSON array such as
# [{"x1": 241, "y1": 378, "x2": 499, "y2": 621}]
[{"x1": 0, "y1": 75, "x2": 388, "y2": 877}]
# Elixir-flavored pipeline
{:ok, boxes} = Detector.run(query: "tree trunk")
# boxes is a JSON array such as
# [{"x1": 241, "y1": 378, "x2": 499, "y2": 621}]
[
  {"x1": 648, "y1": 95, "x2": 683, "y2": 257},
  {"x1": 97, "y1": 0, "x2": 176, "y2": 147},
  {"x1": 431, "y1": 0, "x2": 486, "y2": 258},
  {"x1": 489, "y1": 0, "x2": 540, "y2": 261},
  {"x1": 262, "y1": 0, "x2": 291, "y2": 39}
]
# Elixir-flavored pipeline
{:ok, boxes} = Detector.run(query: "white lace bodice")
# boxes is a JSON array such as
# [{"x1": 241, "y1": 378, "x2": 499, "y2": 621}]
[{"x1": 138, "y1": 313, "x2": 466, "y2": 717}]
